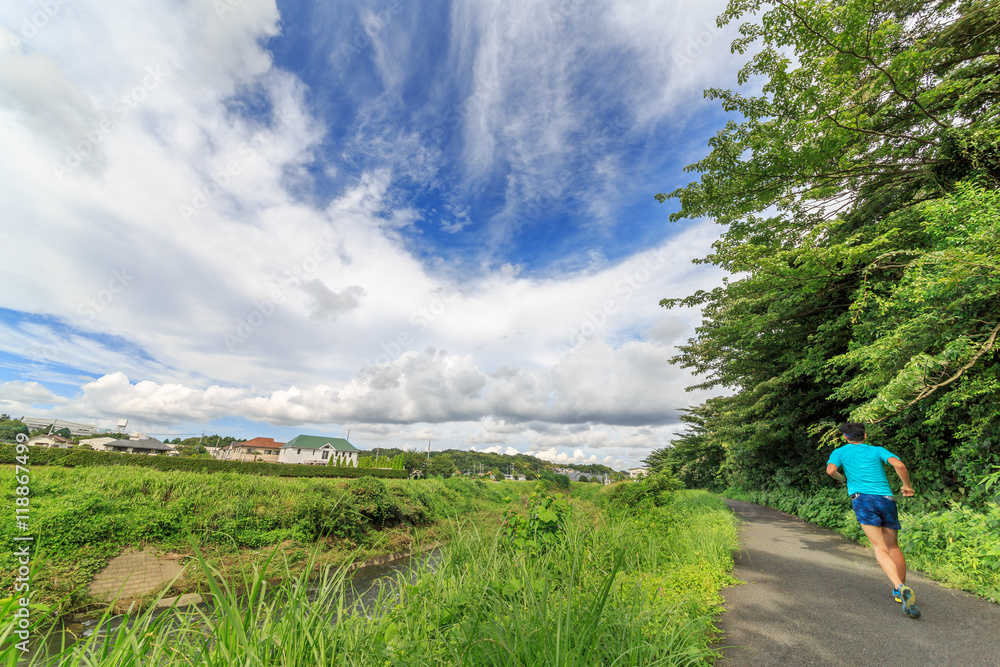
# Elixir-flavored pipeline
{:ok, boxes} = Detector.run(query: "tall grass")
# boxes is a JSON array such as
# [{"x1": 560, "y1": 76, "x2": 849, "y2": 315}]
[
  {"x1": 0, "y1": 467, "x2": 532, "y2": 616},
  {"x1": 4, "y1": 490, "x2": 739, "y2": 666}
]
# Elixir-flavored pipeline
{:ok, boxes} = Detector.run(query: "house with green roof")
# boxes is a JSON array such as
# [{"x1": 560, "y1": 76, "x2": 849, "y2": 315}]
[{"x1": 278, "y1": 435, "x2": 359, "y2": 466}]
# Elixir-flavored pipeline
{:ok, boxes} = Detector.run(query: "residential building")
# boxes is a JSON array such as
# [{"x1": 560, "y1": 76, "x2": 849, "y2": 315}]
[
  {"x1": 553, "y1": 467, "x2": 590, "y2": 482},
  {"x1": 217, "y1": 437, "x2": 285, "y2": 463},
  {"x1": 278, "y1": 435, "x2": 359, "y2": 466},
  {"x1": 27, "y1": 434, "x2": 74, "y2": 448},
  {"x1": 78, "y1": 436, "x2": 121, "y2": 451},
  {"x1": 21, "y1": 417, "x2": 100, "y2": 436},
  {"x1": 628, "y1": 467, "x2": 648, "y2": 480},
  {"x1": 105, "y1": 437, "x2": 178, "y2": 456}
]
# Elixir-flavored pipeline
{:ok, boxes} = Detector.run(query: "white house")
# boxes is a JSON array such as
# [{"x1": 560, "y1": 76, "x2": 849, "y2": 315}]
[
  {"x1": 27, "y1": 434, "x2": 74, "y2": 448},
  {"x1": 278, "y1": 435, "x2": 359, "y2": 466},
  {"x1": 628, "y1": 467, "x2": 648, "y2": 480},
  {"x1": 217, "y1": 437, "x2": 285, "y2": 463},
  {"x1": 79, "y1": 437, "x2": 120, "y2": 451}
]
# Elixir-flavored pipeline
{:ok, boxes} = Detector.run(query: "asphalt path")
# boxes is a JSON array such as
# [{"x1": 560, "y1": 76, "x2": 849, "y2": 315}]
[{"x1": 714, "y1": 499, "x2": 1000, "y2": 666}]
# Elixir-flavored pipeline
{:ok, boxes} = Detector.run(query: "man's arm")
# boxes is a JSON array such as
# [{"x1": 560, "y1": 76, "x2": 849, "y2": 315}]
[
  {"x1": 826, "y1": 463, "x2": 846, "y2": 484},
  {"x1": 889, "y1": 457, "x2": 915, "y2": 497}
]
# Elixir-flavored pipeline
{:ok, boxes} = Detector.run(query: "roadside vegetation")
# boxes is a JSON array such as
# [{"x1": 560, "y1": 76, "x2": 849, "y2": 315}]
[
  {"x1": 641, "y1": 0, "x2": 1000, "y2": 604},
  {"x1": 2, "y1": 473, "x2": 739, "y2": 665}
]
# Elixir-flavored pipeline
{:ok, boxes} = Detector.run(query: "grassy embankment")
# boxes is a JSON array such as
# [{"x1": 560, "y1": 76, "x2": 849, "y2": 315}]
[
  {"x1": 2, "y1": 471, "x2": 740, "y2": 666},
  {"x1": 0, "y1": 464, "x2": 532, "y2": 618},
  {"x1": 722, "y1": 486, "x2": 1000, "y2": 602}
]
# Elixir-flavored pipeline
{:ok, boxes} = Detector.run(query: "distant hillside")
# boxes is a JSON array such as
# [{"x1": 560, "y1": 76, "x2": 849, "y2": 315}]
[{"x1": 358, "y1": 446, "x2": 624, "y2": 480}]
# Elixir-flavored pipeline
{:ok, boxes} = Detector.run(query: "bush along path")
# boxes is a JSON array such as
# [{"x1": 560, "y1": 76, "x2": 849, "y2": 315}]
[{"x1": 716, "y1": 499, "x2": 1000, "y2": 666}]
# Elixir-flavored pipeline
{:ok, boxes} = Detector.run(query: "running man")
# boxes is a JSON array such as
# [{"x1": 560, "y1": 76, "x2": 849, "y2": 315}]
[{"x1": 826, "y1": 422, "x2": 921, "y2": 619}]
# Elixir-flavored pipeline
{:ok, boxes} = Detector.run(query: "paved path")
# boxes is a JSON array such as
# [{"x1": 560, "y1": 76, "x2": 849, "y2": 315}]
[{"x1": 715, "y1": 499, "x2": 1000, "y2": 666}]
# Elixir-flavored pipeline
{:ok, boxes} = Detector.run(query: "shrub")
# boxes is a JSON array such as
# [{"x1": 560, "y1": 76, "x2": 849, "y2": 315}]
[
  {"x1": 537, "y1": 471, "x2": 570, "y2": 490},
  {"x1": 348, "y1": 476, "x2": 397, "y2": 526},
  {"x1": 502, "y1": 486, "x2": 570, "y2": 553},
  {"x1": 605, "y1": 470, "x2": 682, "y2": 513}
]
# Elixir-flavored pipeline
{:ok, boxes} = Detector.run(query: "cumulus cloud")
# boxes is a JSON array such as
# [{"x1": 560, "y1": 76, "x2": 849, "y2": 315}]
[
  {"x1": 0, "y1": 0, "x2": 736, "y2": 468},
  {"x1": 0, "y1": 380, "x2": 70, "y2": 408}
]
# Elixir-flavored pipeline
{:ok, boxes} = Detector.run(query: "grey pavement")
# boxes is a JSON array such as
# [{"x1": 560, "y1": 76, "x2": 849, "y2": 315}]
[{"x1": 715, "y1": 499, "x2": 1000, "y2": 666}]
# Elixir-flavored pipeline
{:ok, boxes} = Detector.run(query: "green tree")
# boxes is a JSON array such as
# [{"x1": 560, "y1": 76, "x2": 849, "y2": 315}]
[
  {"x1": 426, "y1": 453, "x2": 457, "y2": 478},
  {"x1": 658, "y1": 0, "x2": 1000, "y2": 499},
  {"x1": 0, "y1": 416, "x2": 28, "y2": 443},
  {"x1": 645, "y1": 399, "x2": 728, "y2": 490},
  {"x1": 402, "y1": 451, "x2": 428, "y2": 476}
]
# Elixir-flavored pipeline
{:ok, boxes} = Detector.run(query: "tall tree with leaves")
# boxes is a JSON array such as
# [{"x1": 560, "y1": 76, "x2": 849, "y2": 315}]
[
  {"x1": 659, "y1": 0, "x2": 1000, "y2": 500},
  {"x1": 644, "y1": 398, "x2": 728, "y2": 489}
]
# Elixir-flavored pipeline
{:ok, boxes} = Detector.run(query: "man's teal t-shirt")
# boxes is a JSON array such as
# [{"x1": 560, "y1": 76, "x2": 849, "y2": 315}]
[{"x1": 827, "y1": 443, "x2": 899, "y2": 496}]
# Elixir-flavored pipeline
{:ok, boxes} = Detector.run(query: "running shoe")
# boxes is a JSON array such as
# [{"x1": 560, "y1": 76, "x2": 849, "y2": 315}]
[
  {"x1": 892, "y1": 586, "x2": 902, "y2": 603},
  {"x1": 897, "y1": 584, "x2": 920, "y2": 619}
]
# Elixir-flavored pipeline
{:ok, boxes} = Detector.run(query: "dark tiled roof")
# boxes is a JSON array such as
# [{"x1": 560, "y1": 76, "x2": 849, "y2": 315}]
[
  {"x1": 111, "y1": 437, "x2": 175, "y2": 451},
  {"x1": 283, "y1": 435, "x2": 358, "y2": 451}
]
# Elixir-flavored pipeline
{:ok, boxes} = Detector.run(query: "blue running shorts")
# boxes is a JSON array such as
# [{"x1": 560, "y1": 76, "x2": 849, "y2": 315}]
[{"x1": 850, "y1": 493, "x2": 901, "y2": 530}]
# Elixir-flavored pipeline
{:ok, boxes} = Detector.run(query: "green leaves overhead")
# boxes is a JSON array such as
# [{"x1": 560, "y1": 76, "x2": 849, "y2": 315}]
[
  {"x1": 658, "y1": 0, "x2": 1000, "y2": 501},
  {"x1": 658, "y1": 0, "x2": 1000, "y2": 267},
  {"x1": 833, "y1": 184, "x2": 1000, "y2": 427}
]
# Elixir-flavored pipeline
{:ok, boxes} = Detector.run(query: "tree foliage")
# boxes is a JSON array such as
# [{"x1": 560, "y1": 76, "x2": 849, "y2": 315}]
[
  {"x1": 426, "y1": 453, "x2": 457, "y2": 478},
  {"x1": 658, "y1": 0, "x2": 1000, "y2": 506},
  {"x1": 644, "y1": 399, "x2": 728, "y2": 489},
  {"x1": 0, "y1": 415, "x2": 28, "y2": 444}
]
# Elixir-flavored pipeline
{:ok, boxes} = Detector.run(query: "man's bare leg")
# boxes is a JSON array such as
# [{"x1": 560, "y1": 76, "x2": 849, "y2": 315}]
[
  {"x1": 861, "y1": 523, "x2": 903, "y2": 587},
  {"x1": 882, "y1": 527, "x2": 906, "y2": 584}
]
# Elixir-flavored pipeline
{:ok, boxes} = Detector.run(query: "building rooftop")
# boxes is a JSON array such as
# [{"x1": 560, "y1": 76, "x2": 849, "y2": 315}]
[
  {"x1": 110, "y1": 437, "x2": 175, "y2": 451},
  {"x1": 237, "y1": 437, "x2": 286, "y2": 449},
  {"x1": 283, "y1": 435, "x2": 358, "y2": 451}
]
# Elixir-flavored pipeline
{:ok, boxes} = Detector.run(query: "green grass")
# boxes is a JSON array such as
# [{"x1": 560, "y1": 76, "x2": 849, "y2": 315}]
[
  {"x1": 3, "y1": 489, "x2": 740, "y2": 666},
  {"x1": 0, "y1": 466, "x2": 534, "y2": 618}
]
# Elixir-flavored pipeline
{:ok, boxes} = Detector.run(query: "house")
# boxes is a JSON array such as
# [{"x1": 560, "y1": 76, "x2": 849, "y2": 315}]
[
  {"x1": 278, "y1": 435, "x2": 359, "y2": 466},
  {"x1": 628, "y1": 467, "x2": 648, "y2": 480},
  {"x1": 78, "y1": 436, "x2": 120, "y2": 452},
  {"x1": 553, "y1": 467, "x2": 589, "y2": 482},
  {"x1": 217, "y1": 437, "x2": 285, "y2": 463},
  {"x1": 27, "y1": 434, "x2": 75, "y2": 449},
  {"x1": 105, "y1": 437, "x2": 178, "y2": 456}
]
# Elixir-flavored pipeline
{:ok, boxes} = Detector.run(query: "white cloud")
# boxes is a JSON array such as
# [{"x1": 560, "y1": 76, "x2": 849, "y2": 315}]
[
  {"x1": 0, "y1": 380, "x2": 70, "y2": 408},
  {"x1": 0, "y1": 0, "x2": 736, "y2": 468}
]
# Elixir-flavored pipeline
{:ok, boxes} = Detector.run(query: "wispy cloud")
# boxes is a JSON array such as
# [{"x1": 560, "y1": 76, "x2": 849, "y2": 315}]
[{"x1": 0, "y1": 0, "x2": 739, "y2": 467}]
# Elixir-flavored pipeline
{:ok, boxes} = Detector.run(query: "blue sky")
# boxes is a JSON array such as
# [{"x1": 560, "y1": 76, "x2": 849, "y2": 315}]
[{"x1": 0, "y1": 0, "x2": 744, "y2": 468}]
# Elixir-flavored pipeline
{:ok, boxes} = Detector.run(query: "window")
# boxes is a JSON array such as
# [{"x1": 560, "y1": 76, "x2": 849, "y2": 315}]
[{"x1": 321, "y1": 451, "x2": 329, "y2": 460}]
